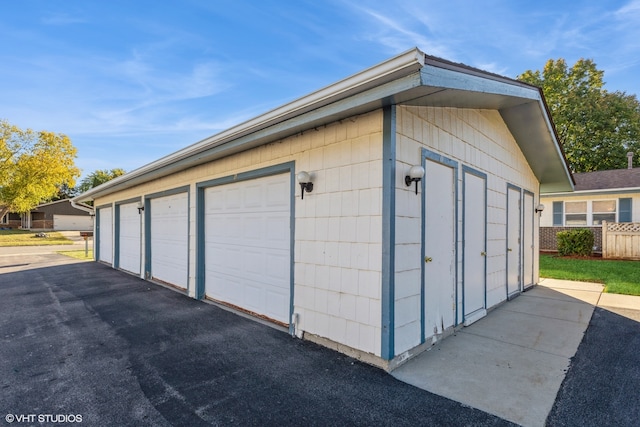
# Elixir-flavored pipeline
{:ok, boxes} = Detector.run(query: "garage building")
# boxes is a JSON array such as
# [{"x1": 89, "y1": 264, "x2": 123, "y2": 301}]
[{"x1": 74, "y1": 48, "x2": 573, "y2": 369}]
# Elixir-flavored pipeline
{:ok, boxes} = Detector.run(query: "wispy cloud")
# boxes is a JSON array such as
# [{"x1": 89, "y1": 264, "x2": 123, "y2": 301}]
[{"x1": 41, "y1": 12, "x2": 86, "y2": 25}]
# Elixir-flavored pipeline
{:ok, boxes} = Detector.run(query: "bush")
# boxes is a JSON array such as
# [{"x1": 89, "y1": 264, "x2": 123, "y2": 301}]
[{"x1": 556, "y1": 228, "x2": 594, "y2": 256}]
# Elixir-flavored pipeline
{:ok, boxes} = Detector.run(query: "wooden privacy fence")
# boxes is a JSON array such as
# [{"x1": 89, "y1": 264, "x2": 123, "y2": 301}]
[{"x1": 602, "y1": 221, "x2": 640, "y2": 260}]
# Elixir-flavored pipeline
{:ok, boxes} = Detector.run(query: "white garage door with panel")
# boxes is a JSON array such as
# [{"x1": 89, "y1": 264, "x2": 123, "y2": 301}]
[
  {"x1": 118, "y1": 202, "x2": 141, "y2": 275},
  {"x1": 98, "y1": 207, "x2": 113, "y2": 264},
  {"x1": 150, "y1": 192, "x2": 189, "y2": 290},
  {"x1": 204, "y1": 173, "x2": 291, "y2": 324},
  {"x1": 53, "y1": 214, "x2": 93, "y2": 231}
]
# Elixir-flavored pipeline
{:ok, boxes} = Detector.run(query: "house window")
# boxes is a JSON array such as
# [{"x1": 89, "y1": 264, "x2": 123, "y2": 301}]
[
  {"x1": 592, "y1": 200, "x2": 616, "y2": 225},
  {"x1": 565, "y1": 201, "x2": 587, "y2": 225},
  {"x1": 562, "y1": 200, "x2": 617, "y2": 226}
]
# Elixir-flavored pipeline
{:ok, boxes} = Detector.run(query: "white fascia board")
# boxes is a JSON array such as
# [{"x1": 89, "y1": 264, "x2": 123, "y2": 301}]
[{"x1": 74, "y1": 48, "x2": 426, "y2": 202}]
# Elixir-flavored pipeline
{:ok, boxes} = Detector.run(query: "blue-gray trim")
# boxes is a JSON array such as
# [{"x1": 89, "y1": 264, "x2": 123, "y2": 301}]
[
  {"x1": 505, "y1": 184, "x2": 522, "y2": 299},
  {"x1": 420, "y1": 148, "x2": 459, "y2": 343},
  {"x1": 95, "y1": 203, "x2": 112, "y2": 264},
  {"x1": 619, "y1": 198, "x2": 632, "y2": 223},
  {"x1": 552, "y1": 201, "x2": 563, "y2": 226},
  {"x1": 144, "y1": 185, "x2": 190, "y2": 291},
  {"x1": 461, "y1": 166, "x2": 488, "y2": 320},
  {"x1": 195, "y1": 162, "x2": 297, "y2": 334},
  {"x1": 381, "y1": 105, "x2": 396, "y2": 360}
]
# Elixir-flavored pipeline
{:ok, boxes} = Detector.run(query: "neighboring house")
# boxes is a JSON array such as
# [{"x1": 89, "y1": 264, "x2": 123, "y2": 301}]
[
  {"x1": 540, "y1": 159, "x2": 640, "y2": 252},
  {"x1": 73, "y1": 48, "x2": 572, "y2": 370},
  {"x1": 0, "y1": 199, "x2": 94, "y2": 231}
]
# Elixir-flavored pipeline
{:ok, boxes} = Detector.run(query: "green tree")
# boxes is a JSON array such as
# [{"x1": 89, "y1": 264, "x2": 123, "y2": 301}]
[
  {"x1": 0, "y1": 120, "x2": 80, "y2": 219},
  {"x1": 77, "y1": 168, "x2": 126, "y2": 194},
  {"x1": 518, "y1": 59, "x2": 640, "y2": 172}
]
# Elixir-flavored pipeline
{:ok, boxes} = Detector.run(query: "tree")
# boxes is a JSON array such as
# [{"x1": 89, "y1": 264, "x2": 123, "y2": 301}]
[
  {"x1": 0, "y1": 120, "x2": 80, "y2": 219},
  {"x1": 518, "y1": 59, "x2": 640, "y2": 172},
  {"x1": 77, "y1": 168, "x2": 126, "y2": 194}
]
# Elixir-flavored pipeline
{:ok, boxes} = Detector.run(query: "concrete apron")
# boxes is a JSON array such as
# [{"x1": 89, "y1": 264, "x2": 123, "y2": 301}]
[{"x1": 392, "y1": 278, "x2": 604, "y2": 427}]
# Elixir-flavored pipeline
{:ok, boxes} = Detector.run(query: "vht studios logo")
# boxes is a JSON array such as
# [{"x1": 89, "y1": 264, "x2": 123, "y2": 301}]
[{"x1": 5, "y1": 414, "x2": 83, "y2": 423}]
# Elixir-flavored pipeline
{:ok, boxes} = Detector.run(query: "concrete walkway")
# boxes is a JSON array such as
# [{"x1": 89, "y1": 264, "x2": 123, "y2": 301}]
[{"x1": 392, "y1": 279, "x2": 640, "y2": 427}]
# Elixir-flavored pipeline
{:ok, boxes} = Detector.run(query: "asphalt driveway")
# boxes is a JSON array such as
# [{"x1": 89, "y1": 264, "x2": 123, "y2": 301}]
[
  {"x1": 1, "y1": 252, "x2": 639, "y2": 426},
  {"x1": 1, "y1": 254, "x2": 511, "y2": 426}
]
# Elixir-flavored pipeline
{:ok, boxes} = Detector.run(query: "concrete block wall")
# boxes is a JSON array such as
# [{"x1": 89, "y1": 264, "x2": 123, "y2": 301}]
[{"x1": 393, "y1": 105, "x2": 540, "y2": 355}]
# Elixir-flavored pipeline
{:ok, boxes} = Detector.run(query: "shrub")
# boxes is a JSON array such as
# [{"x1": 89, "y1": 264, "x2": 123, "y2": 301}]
[{"x1": 556, "y1": 228, "x2": 594, "y2": 256}]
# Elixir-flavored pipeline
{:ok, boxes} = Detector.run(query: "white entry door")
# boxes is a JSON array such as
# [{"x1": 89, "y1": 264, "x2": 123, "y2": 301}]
[
  {"x1": 150, "y1": 192, "x2": 189, "y2": 289},
  {"x1": 506, "y1": 186, "x2": 521, "y2": 298},
  {"x1": 424, "y1": 157, "x2": 456, "y2": 337},
  {"x1": 204, "y1": 173, "x2": 291, "y2": 324},
  {"x1": 118, "y1": 202, "x2": 141, "y2": 275},
  {"x1": 463, "y1": 170, "x2": 487, "y2": 325},
  {"x1": 98, "y1": 206, "x2": 113, "y2": 264},
  {"x1": 523, "y1": 192, "x2": 535, "y2": 289}
]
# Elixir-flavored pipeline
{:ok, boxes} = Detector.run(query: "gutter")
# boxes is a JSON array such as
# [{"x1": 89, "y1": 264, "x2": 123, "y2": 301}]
[
  {"x1": 541, "y1": 187, "x2": 640, "y2": 197},
  {"x1": 73, "y1": 48, "x2": 426, "y2": 202}
]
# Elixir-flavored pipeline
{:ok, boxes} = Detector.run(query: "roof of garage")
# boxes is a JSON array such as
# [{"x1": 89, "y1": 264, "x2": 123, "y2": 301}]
[{"x1": 74, "y1": 47, "x2": 574, "y2": 203}]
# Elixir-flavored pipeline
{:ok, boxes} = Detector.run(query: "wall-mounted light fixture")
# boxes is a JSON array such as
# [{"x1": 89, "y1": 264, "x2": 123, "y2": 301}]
[
  {"x1": 535, "y1": 204, "x2": 545, "y2": 214},
  {"x1": 405, "y1": 165, "x2": 425, "y2": 195},
  {"x1": 137, "y1": 201, "x2": 145, "y2": 214},
  {"x1": 297, "y1": 171, "x2": 314, "y2": 199}
]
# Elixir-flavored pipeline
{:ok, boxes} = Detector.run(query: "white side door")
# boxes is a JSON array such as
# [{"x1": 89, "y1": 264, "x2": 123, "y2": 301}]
[
  {"x1": 150, "y1": 193, "x2": 189, "y2": 289},
  {"x1": 506, "y1": 186, "x2": 521, "y2": 298},
  {"x1": 424, "y1": 158, "x2": 456, "y2": 337},
  {"x1": 523, "y1": 192, "x2": 535, "y2": 289},
  {"x1": 98, "y1": 207, "x2": 113, "y2": 264},
  {"x1": 118, "y1": 202, "x2": 141, "y2": 275},
  {"x1": 204, "y1": 173, "x2": 291, "y2": 324},
  {"x1": 463, "y1": 170, "x2": 487, "y2": 325}
]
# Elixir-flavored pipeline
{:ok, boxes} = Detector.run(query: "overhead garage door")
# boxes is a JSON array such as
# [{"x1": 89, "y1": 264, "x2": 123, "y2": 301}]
[
  {"x1": 204, "y1": 173, "x2": 290, "y2": 324},
  {"x1": 98, "y1": 207, "x2": 113, "y2": 264},
  {"x1": 150, "y1": 192, "x2": 188, "y2": 289},
  {"x1": 118, "y1": 202, "x2": 141, "y2": 275},
  {"x1": 53, "y1": 214, "x2": 93, "y2": 231}
]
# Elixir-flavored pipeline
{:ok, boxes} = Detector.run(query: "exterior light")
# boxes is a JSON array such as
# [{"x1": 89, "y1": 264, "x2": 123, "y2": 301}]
[
  {"x1": 137, "y1": 200, "x2": 145, "y2": 214},
  {"x1": 297, "y1": 171, "x2": 313, "y2": 199},
  {"x1": 535, "y1": 204, "x2": 545, "y2": 214},
  {"x1": 405, "y1": 165, "x2": 425, "y2": 195}
]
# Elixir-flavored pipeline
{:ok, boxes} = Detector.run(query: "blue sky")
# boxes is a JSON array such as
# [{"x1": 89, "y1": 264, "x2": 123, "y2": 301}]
[{"x1": 2, "y1": 0, "x2": 639, "y2": 180}]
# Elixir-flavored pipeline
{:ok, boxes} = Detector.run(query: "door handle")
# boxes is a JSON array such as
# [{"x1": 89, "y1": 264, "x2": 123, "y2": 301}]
[
  {"x1": 480, "y1": 251, "x2": 486, "y2": 256},
  {"x1": 424, "y1": 256, "x2": 433, "y2": 263},
  {"x1": 507, "y1": 248, "x2": 512, "y2": 252}
]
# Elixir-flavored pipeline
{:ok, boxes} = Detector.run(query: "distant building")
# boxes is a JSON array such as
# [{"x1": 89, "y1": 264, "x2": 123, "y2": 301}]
[
  {"x1": 540, "y1": 154, "x2": 639, "y2": 252},
  {"x1": 0, "y1": 199, "x2": 94, "y2": 231}
]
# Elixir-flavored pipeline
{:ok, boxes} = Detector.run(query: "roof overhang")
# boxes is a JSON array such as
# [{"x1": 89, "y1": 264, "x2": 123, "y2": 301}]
[{"x1": 74, "y1": 47, "x2": 573, "y2": 202}]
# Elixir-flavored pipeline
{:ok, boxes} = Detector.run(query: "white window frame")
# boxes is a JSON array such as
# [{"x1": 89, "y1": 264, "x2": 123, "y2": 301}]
[{"x1": 564, "y1": 200, "x2": 617, "y2": 226}]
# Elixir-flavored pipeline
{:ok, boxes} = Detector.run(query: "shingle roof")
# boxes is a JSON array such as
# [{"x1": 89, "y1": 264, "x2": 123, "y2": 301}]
[{"x1": 573, "y1": 168, "x2": 640, "y2": 191}]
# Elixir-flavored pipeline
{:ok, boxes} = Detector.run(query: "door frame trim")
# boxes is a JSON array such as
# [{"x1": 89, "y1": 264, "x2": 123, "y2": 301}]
[
  {"x1": 195, "y1": 161, "x2": 296, "y2": 334},
  {"x1": 144, "y1": 186, "x2": 191, "y2": 291},
  {"x1": 420, "y1": 148, "x2": 459, "y2": 343},
  {"x1": 114, "y1": 197, "x2": 142, "y2": 272},
  {"x1": 506, "y1": 183, "x2": 522, "y2": 300}
]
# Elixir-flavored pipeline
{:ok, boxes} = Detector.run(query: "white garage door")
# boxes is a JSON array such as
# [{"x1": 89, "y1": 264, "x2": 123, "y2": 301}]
[
  {"x1": 98, "y1": 207, "x2": 113, "y2": 264},
  {"x1": 150, "y1": 192, "x2": 188, "y2": 289},
  {"x1": 53, "y1": 214, "x2": 93, "y2": 231},
  {"x1": 204, "y1": 173, "x2": 290, "y2": 324},
  {"x1": 118, "y1": 202, "x2": 141, "y2": 275}
]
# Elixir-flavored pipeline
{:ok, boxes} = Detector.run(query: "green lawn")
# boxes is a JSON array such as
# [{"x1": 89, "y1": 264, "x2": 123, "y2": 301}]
[
  {"x1": 57, "y1": 249, "x2": 94, "y2": 260},
  {"x1": 0, "y1": 229, "x2": 73, "y2": 246},
  {"x1": 540, "y1": 253, "x2": 640, "y2": 296}
]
